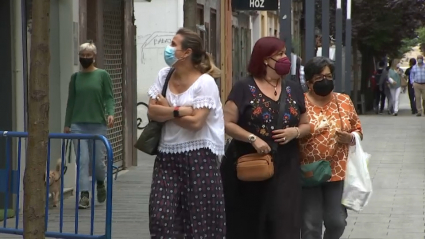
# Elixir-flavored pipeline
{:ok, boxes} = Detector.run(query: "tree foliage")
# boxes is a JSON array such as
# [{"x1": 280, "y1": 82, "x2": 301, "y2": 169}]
[
  {"x1": 313, "y1": 0, "x2": 425, "y2": 57},
  {"x1": 398, "y1": 38, "x2": 418, "y2": 58},
  {"x1": 417, "y1": 27, "x2": 425, "y2": 52}
]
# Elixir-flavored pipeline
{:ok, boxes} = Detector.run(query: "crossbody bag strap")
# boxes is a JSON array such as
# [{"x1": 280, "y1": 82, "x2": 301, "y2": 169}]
[
  {"x1": 271, "y1": 80, "x2": 287, "y2": 153},
  {"x1": 161, "y1": 68, "x2": 175, "y2": 96}
]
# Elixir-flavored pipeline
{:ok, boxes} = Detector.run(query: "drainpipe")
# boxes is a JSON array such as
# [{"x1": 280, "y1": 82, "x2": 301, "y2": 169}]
[
  {"x1": 177, "y1": 0, "x2": 184, "y2": 28},
  {"x1": 21, "y1": 0, "x2": 28, "y2": 132},
  {"x1": 220, "y1": 0, "x2": 232, "y2": 104}
]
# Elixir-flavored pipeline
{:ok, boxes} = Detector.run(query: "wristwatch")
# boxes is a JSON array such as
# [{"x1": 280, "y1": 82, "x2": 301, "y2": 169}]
[
  {"x1": 173, "y1": 106, "x2": 180, "y2": 118},
  {"x1": 248, "y1": 134, "x2": 257, "y2": 143}
]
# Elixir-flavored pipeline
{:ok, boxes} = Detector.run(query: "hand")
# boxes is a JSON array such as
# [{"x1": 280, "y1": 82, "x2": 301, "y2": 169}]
[
  {"x1": 251, "y1": 138, "x2": 271, "y2": 154},
  {"x1": 156, "y1": 94, "x2": 170, "y2": 107},
  {"x1": 107, "y1": 115, "x2": 114, "y2": 128},
  {"x1": 335, "y1": 130, "x2": 353, "y2": 144},
  {"x1": 64, "y1": 127, "x2": 71, "y2": 133},
  {"x1": 272, "y1": 127, "x2": 298, "y2": 145}
]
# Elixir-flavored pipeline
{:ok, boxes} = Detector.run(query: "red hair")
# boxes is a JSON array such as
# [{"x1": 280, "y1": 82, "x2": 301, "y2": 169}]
[{"x1": 247, "y1": 37, "x2": 286, "y2": 78}]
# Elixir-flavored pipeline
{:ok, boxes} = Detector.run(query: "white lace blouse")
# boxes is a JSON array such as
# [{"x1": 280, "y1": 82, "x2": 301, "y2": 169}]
[{"x1": 148, "y1": 67, "x2": 225, "y2": 156}]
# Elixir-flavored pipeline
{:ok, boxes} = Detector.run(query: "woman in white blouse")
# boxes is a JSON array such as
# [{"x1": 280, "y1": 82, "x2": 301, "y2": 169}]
[{"x1": 146, "y1": 28, "x2": 225, "y2": 238}]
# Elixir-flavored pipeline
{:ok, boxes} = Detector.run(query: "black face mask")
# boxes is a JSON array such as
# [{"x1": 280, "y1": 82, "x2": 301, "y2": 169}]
[
  {"x1": 79, "y1": 57, "x2": 94, "y2": 69},
  {"x1": 313, "y1": 79, "x2": 334, "y2": 96}
]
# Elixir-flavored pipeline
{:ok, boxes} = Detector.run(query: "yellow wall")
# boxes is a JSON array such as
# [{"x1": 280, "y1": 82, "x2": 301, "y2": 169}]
[{"x1": 260, "y1": 11, "x2": 279, "y2": 37}]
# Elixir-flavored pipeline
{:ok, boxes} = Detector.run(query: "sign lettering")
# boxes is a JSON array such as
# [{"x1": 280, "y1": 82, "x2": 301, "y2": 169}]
[
  {"x1": 249, "y1": 0, "x2": 265, "y2": 8},
  {"x1": 232, "y1": 0, "x2": 278, "y2": 11}
]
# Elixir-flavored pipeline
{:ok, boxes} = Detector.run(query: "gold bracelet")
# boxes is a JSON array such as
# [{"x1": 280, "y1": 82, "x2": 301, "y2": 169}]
[{"x1": 295, "y1": 127, "x2": 300, "y2": 139}]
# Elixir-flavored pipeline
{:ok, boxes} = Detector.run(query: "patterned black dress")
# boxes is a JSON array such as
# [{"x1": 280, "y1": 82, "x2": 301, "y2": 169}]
[{"x1": 220, "y1": 77, "x2": 306, "y2": 239}]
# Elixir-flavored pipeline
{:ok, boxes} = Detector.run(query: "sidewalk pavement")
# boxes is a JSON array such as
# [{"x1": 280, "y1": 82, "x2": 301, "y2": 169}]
[{"x1": 3, "y1": 92, "x2": 425, "y2": 239}]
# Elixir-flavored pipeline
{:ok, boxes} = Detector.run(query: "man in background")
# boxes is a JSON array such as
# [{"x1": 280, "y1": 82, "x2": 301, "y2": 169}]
[
  {"x1": 373, "y1": 61, "x2": 386, "y2": 114},
  {"x1": 410, "y1": 55, "x2": 425, "y2": 116},
  {"x1": 405, "y1": 58, "x2": 417, "y2": 114}
]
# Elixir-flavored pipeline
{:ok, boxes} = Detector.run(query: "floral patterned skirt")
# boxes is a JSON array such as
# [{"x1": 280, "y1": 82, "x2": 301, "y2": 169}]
[{"x1": 149, "y1": 148, "x2": 226, "y2": 238}]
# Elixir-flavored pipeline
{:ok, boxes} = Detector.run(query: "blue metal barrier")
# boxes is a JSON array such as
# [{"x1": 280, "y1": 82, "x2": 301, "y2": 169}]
[{"x1": 0, "y1": 131, "x2": 114, "y2": 239}]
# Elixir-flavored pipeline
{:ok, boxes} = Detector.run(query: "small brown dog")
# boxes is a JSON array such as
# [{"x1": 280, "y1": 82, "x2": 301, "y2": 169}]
[{"x1": 45, "y1": 159, "x2": 67, "y2": 207}]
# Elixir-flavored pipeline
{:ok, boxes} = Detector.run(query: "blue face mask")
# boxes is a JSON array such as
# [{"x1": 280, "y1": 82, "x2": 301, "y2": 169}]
[{"x1": 164, "y1": 45, "x2": 178, "y2": 67}]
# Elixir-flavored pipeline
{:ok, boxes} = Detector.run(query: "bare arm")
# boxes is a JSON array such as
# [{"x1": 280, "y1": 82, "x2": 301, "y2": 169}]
[
  {"x1": 224, "y1": 101, "x2": 252, "y2": 143},
  {"x1": 173, "y1": 108, "x2": 210, "y2": 131},
  {"x1": 297, "y1": 112, "x2": 311, "y2": 138},
  {"x1": 147, "y1": 98, "x2": 192, "y2": 122}
]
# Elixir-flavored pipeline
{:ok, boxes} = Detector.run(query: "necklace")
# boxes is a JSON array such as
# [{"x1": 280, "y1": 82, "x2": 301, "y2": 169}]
[{"x1": 265, "y1": 80, "x2": 279, "y2": 96}]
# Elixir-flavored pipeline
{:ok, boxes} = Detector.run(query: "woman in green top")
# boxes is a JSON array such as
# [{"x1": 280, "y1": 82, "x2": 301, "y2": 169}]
[
  {"x1": 388, "y1": 59, "x2": 402, "y2": 116},
  {"x1": 64, "y1": 41, "x2": 115, "y2": 209}
]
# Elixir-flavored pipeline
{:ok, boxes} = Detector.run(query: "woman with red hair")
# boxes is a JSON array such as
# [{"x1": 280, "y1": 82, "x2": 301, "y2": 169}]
[{"x1": 220, "y1": 37, "x2": 311, "y2": 238}]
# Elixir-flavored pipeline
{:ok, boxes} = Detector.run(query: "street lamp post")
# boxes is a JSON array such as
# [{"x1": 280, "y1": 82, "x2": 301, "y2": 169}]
[
  {"x1": 304, "y1": 0, "x2": 315, "y2": 61},
  {"x1": 345, "y1": 0, "x2": 352, "y2": 94},
  {"x1": 321, "y1": 0, "x2": 330, "y2": 58},
  {"x1": 335, "y1": 0, "x2": 343, "y2": 92}
]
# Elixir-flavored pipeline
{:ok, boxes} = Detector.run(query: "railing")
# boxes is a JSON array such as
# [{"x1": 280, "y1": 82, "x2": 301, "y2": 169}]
[{"x1": 0, "y1": 131, "x2": 114, "y2": 239}]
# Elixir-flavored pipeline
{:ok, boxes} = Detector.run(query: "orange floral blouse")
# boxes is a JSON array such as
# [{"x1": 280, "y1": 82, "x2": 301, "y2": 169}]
[{"x1": 298, "y1": 93, "x2": 363, "y2": 181}]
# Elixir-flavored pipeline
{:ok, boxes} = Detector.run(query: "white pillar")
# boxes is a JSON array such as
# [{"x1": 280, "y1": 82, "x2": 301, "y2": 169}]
[
  {"x1": 11, "y1": 0, "x2": 26, "y2": 211},
  {"x1": 58, "y1": 0, "x2": 80, "y2": 189}
]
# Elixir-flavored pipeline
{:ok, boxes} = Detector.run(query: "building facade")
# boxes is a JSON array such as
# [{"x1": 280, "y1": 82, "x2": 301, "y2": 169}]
[{"x1": 1, "y1": 0, "x2": 136, "y2": 212}]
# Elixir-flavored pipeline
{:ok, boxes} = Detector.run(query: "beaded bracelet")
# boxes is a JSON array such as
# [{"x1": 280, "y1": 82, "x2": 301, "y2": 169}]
[{"x1": 295, "y1": 127, "x2": 300, "y2": 139}]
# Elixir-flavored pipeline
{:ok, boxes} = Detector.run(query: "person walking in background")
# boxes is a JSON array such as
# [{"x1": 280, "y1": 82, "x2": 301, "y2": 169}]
[
  {"x1": 373, "y1": 61, "x2": 387, "y2": 114},
  {"x1": 147, "y1": 28, "x2": 225, "y2": 238},
  {"x1": 410, "y1": 55, "x2": 425, "y2": 116},
  {"x1": 379, "y1": 61, "x2": 394, "y2": 115},
  {"x1": 64, "y1": 41, "x2": 115, "y2": 209},
  {"x1": 405, "y1": 58, "x2": 417, "y2": 114},
  {"x1": 388, "y1": 59, "x2": 402, "y2": 116}
]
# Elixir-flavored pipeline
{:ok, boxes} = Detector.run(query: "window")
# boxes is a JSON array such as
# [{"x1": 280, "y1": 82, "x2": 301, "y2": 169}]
[
  {"x1": 197, "y1": 4, "x2": 204, "y2": 42},
  {"x1": 210, "y1": 9, "x2": 217, "y2": 63}
]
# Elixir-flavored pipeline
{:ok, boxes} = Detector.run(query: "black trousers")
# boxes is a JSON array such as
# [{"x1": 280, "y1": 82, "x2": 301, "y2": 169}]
[
  {"x1": 373, "y1": 87, "x2": 386, "y2": 111},
  {"x1": 408, "y1": 83, "x2": 417, "y2": 113}
]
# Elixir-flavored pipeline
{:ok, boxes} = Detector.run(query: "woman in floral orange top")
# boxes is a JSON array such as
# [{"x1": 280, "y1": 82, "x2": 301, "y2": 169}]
[{"x1": 298, "y1": 57, "x2": 363, "y2": 239}]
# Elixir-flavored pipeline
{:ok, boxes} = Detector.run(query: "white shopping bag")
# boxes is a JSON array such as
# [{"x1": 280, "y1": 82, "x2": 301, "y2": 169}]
[{"x1": 342, "y1": 132, "x2": 372, "y2": 212}]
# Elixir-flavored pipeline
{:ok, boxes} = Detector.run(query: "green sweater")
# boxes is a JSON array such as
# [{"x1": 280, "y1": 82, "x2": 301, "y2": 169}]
[
  {"x1": 65, "y1": 69, "x2": 115, "y2": 127},
  {"x1": 388, "y1": 68, "x2": 401, "y2": 88}
]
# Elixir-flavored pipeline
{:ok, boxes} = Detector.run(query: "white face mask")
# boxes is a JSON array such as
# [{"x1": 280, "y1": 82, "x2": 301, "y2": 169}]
[
  {"x1": 396, "y1": 63, "x2": 401, "y2": 68},
  {"x1": 418, "y1": 59, "x2": 424, "y2": 64}
]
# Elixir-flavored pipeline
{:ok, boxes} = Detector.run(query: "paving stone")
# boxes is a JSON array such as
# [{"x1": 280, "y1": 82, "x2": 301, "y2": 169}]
[
  {"x1": 344, "y1": 94, "x2": 425, "y2": 238},
  {"x1": 2, "y1": 94, "x2": 425, "y2": 238}
]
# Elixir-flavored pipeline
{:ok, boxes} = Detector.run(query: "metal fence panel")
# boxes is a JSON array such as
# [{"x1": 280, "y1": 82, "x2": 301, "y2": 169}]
[
  {"x1": 103, "y1": 0, "x2": 124, "y2": 169},
  {"x1": 0, "y1": 131, "x2": 114, "y2": 239}
]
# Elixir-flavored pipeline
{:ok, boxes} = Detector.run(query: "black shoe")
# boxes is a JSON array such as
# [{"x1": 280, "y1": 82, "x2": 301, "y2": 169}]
[
  {"x1": 97, "y1": 181, "x2": 106, "y2": 203},
  {"x1": 417, "y1": 113, "x2": 422, "y2": 117},
  {"x1": 393, "y1": 113, "x2": 398, "y2": 116}
]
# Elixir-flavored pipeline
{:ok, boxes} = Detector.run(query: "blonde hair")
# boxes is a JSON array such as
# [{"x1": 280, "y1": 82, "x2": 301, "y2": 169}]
[
  {"x1": 199, "y1": 52, "x2": 221, "y2": 78},
  {"x1": 175, "y1": 28, "x2": 221, "y2": 78},
  {"x1": 79, "y1": 41, "x2": 97, "y2": 55},
  {"x1": 391, "y1": 58, "x2": 400, "y2": 68}
]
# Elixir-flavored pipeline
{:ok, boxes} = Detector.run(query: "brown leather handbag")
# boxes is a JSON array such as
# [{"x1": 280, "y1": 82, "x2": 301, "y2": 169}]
[
  {"x1": 236, "y1": 153, "x2": 274, "y2": 181},
  {"x1": 236, "y1": 80, "x2": 287, "y2": 182}
]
